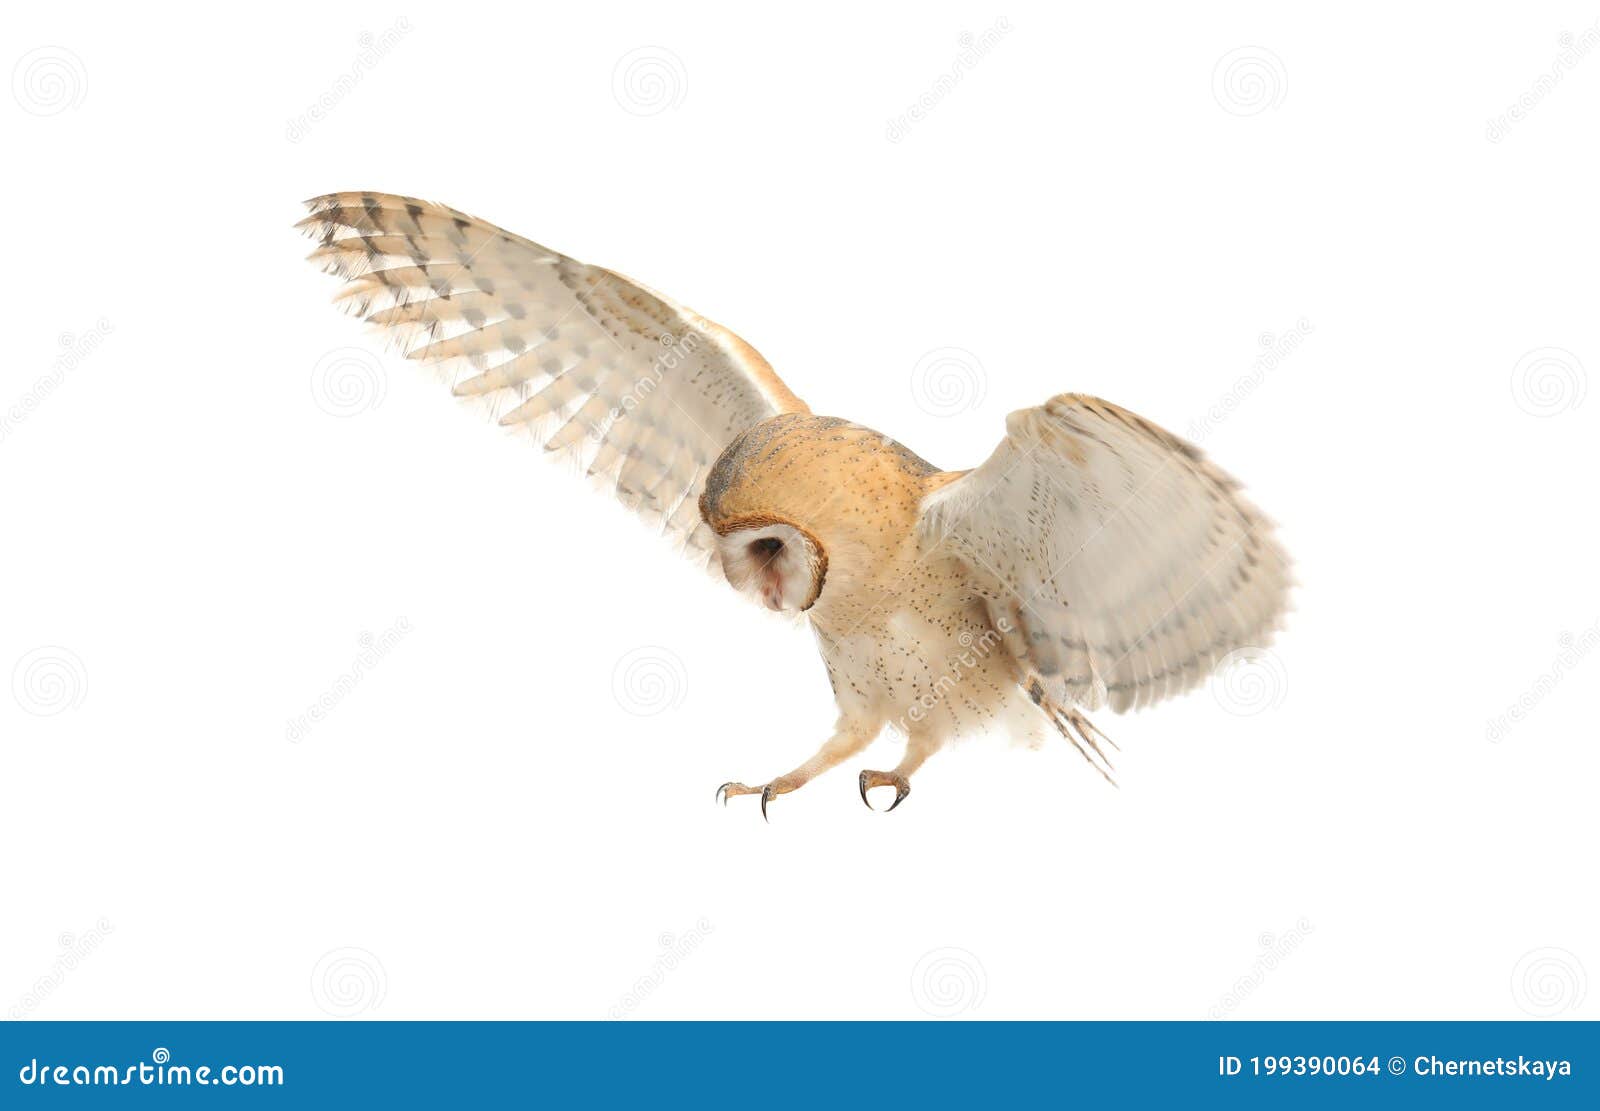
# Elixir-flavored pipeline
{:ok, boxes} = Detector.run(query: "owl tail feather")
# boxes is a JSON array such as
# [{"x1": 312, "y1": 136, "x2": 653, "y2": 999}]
[{"x1": 1028, "y1": 678, "x2": 1119, "y2": 787}]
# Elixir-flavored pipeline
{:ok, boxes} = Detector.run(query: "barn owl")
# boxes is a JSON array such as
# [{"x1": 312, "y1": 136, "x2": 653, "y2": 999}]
[{"x1": 299, "y1": 192, "x2": 1291, "y2": 818}]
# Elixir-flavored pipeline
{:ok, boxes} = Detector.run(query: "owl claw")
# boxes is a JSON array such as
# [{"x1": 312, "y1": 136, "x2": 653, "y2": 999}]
[
  {"x1": 715, "y1": 778, "x2": 797, "y2": 820},
  {"x1": 858, "y1": 770, "x2": 911, "y2": 812}
]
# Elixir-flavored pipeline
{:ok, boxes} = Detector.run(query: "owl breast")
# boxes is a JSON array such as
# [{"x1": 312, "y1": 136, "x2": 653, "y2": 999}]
[{"x1": 811, "y1": 556, "x2": 1041, "y2": 745}]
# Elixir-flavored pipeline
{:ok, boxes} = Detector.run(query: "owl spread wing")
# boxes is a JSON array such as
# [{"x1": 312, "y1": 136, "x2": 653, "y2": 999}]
[
  {"x1": 298, "y1": 191, "x2": 807, "y2": 566},
  {"x1": 919, "y1": 394, "x2": 1290, "y2": 713}
]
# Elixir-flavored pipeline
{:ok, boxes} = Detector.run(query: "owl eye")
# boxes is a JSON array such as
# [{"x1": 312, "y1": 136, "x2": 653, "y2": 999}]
[{"x1": 749, "y1": 537, "x2": 784, "y2": 559}]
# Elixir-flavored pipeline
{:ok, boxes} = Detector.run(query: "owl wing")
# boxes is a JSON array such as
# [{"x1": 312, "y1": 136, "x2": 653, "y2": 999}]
[
  {"x1": 298, "y1": 191, "x2": 807, "y2": 567},
  {"x1": 919, "y1": 394, "x2": 1290, "y2": 713}
]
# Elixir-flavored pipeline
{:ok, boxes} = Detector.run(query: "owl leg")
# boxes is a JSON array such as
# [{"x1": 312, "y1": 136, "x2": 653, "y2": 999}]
[
  {"x1": 857, "y1": 732, "x2": 941, "y2": 813},
  {"x1": 716, "y1": 721, "x2": 877, "y2": 822}
]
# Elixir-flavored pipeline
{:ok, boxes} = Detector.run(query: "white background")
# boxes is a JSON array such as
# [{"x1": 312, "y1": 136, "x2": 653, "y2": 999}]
[{"x1": 2, "y1": 2, "x2": 1595, "y2": 1021}]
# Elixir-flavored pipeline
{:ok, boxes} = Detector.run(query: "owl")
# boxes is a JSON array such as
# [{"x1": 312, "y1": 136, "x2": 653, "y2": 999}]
[{"x1": 299, "y1": 192, "x2": 1291, "y2": 818}]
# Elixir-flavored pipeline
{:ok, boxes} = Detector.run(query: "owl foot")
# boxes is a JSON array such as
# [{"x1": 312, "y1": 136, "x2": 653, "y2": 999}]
[
  {"x1": 858, "y1": 769, "x2": 911, "y2": 812},
  {"x1": 715, "y1": 776, "x2": 803, "y2": 822}
]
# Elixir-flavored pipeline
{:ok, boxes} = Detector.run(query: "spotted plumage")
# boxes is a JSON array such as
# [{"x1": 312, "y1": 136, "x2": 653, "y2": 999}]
[{"x1": 299, "y1": 191, "x2": 1291, "y2": 816}]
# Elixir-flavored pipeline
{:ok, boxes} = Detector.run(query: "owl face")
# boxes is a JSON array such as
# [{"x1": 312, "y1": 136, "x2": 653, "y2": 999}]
[{"x1": 713, "y1": 522, "x2": 827, "y2": 613}]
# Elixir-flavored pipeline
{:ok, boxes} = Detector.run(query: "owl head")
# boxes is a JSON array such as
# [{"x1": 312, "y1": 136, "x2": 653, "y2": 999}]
[{"x1": 699, "y1": 413, "x2": 940, "y2": 614}]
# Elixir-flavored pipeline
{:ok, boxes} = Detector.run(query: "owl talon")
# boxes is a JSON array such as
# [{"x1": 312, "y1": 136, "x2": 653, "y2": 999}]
[
  {"x1": 858, "y1": 769, "x2": 911, "y2": 812},
  {"x1": 715, "y1": 777, "x2": 798, "y2": 820},
  {"x1": 716, "y1": 782, "x2": 755, "y2": 806}
]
